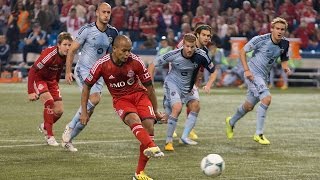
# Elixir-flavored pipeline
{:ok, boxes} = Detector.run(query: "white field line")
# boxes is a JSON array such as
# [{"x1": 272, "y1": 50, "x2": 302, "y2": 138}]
[{"x1": 1, "y1": 133, "x2": 320, "y2": 148}]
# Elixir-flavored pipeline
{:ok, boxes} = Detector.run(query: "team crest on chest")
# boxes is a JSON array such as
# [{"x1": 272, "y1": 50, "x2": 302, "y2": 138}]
[
  {"x1": 127, "y1": 70, "x2": 135, "y2": 77},
  {"x1": 108, "y1": 36, "x2": 113, "y2": 43}
]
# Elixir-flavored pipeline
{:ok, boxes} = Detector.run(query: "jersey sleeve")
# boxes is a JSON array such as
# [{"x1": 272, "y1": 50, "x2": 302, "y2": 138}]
[
  {"x1": 198, "y1": 49, "x2": 215, "y2": 73},
  {"x1": 153, "y1": 49, "x2": 176, "y2": 67},
  {"x1": 85, "y1": 59, "x2": 103, "y2": 86},
  {"x1": 32, "y1": 47, "x2": 56, "y2": 70},
  {"x1": 135, "y1": 55, "x2": 152, "y2": 84},
  {"x1": 243, "y1": 35, "x2": 263, "y2": 53},
  {"x1": 280, "y1": 39, "x2": 289, "y2": 62},
  {"x1": 75, "y1": 26, "x2": 89, "y2": 45}
]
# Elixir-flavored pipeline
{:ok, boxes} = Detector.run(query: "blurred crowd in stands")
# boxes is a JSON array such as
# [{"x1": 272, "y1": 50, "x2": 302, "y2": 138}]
[{"x1": 0, "y1": 0, "x2": 320, "y2": 70}]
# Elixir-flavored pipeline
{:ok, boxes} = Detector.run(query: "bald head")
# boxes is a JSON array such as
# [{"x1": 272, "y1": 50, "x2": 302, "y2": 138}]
[
  {"x1": 97, "y1": 2, "x2": 111, "y2": 11},
  {"x1": 113, "y1": 35, "x2": 132, "y2": 48}
]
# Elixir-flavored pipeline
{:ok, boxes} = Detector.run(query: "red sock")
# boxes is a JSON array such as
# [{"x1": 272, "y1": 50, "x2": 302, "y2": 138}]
[
  {"x1": 130, "y1": 123, "x2": 156, "y2": 148},
  {"x1": 136, "y1": 144, "x2": 149, "y2": 174},
  {"x1": 53, "y1": 112, "x2": 61, "y2": 123},
  {"x1": 186, "y1": 107, "x2": 191, "y2": 116},
  {"x1": 44, "y1": 99, "x2": 54, "y2": 137}
]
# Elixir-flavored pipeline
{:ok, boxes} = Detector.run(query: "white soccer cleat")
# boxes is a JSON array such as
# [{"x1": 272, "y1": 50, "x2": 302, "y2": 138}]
[
  {"x1": 61, "y1": 142, "x2": 78, "y2": 152},
  {"x1": 38, "y1": 123, "x2": 47, "y2": 137},
  {"x1": 179, "y1": 137, "x2": 198, "y2": 145},
  {"x1": 46, "y1": 136, "x2": 59, "y2": 146},
  {"x1": 62, "y1": 124, "x2": 73, "y2": 143}
]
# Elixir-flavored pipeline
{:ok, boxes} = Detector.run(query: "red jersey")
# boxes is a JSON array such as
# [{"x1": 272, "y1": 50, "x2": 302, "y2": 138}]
[
  {"x1": 85, "y1": 53, "x2": 152, "y2": 100},
  {"x1": 27, "y1": 46, "x2": 66, "y2": 93}
]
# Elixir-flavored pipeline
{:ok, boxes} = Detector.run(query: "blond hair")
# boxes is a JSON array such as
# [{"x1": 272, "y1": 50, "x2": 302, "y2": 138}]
[
  {"x1": 57, "y1": 32, "x2": 73, "y2": 44},
  {"x1": 183, "y1": 33, "x2": 197, "y2": 43},
  {"x1": 271, "y1": 17, "x2": 288, "y2": 29}
]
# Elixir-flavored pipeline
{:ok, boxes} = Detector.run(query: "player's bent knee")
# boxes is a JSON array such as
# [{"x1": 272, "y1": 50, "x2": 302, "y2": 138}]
[
  {"x1": 261, "y1": 95, "x2": 272, "y2": 106},
  {"x1": 244, "y1": 102, "x2": 254, "y2": 112}
]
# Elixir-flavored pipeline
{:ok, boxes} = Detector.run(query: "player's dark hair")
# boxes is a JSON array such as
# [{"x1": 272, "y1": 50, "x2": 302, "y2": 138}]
[
  {"x1": 57, "y1": 32, "x2": 73, "y2": 44},
  {"x1": 194, "y1": 24, "x2": 212, "y2": 37}
]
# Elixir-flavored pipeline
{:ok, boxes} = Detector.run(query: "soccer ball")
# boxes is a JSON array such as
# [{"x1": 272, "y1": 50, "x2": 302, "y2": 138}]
[{"x1": 200, "y1": 154, "x2": 225, "y2": 177}]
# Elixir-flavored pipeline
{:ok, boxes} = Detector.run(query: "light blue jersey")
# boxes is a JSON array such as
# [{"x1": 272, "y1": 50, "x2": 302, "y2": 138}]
[
  {"x1": 244, "y1": 33, "x2": 289, "y2": 80},
  {"x1": 75, "y1": 23, "x2": 118, "y2": 69},
  {"x1": 154, "y1": 48, "x2": 215, "y2": 94}
]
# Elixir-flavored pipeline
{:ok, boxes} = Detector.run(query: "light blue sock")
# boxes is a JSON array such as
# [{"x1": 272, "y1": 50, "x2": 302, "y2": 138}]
[
  {"x1": 166, "y1": 116, "x2": 178, "y2": 143},
  {"x1": 69, "y1": 100, "x2": 95, "y2": 129},
  {"x1": 181, "y1": 111, "x2": 198, "y2": 139},
  {"x1": 69, "y1": 100, "x2": 95, "y2": 141},
  {"x1": 230, "y1": 104, "x2": 246, "y2": 127},
  {"x1": 70, "y1": 122, "x2": 86, "y2": 141},
  {"x1": 256, "y1": 103, "x2": 268, "y2": 135}
]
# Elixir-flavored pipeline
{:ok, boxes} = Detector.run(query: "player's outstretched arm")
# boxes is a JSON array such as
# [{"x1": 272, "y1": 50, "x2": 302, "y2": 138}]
[
  {"x1": 144, "y1": 83, "x2": 167, "y2": 123},
  {"x1": 65, "y1": 41, "x2": 81, "y2": 84},
  {"x1": 281, "y1": 61, "x2": 291, "y2": 76},
  {"x1": 147, "y1": 62, "x2": 156, "y2": 82},
  {"x1": 80, "y1": 84, "x2": 91, "y2": 125},
  {"x1": 240, "y1": 48, "x2": 253, "y2": 81},
  {"x1": 203, "y1": 69, "x2": 218, "y2": 93}
]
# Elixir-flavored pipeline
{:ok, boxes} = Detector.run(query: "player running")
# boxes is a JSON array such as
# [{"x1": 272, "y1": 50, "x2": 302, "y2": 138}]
[
  {"x1": 225, "y1": 17, "x2": 291, "y2": 145},
  {"x1": 61, "y1": 3, "x2": 118, "y2": 152},
  {"x1": 149, "y1": 33, "x2": 216, "y2": 151}
]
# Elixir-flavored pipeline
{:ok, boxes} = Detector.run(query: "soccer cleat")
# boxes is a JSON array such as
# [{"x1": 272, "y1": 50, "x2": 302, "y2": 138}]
[
  {"x1": 253, "y1": 134, "x2": 270, "y2": 145},
  {"x1": 61, "y1": 141, "x2": 78, "y2": 152},
  {"x1": 280, "y1": 85, "x2": 288, "y2": 90},
  {"x1": 173, "y1": 131, "x2": 178, "y2": 138},
  {"x1": 179, "y1": 137, "x2": 198, "y2": 145},
  {"x1": 38, "y1": 123, "x2": 47, "y2": 137},
  {"x1": 188, "y1": 129, "x2": 198, "y2": 140},
  {"x1": 46, "y1": 136, "x2": 59, "y2": 146},
  {"x1": 143, "y1": 146, "x2": 164, "y2": 158},
  {"x1": 133, "y1": 171, "x2": 153, "y2": 180},
  {"x1": 164, "y1": 142, "x2": 174, "y2": 151},
  {"x1": 225, "y1": 116, "x2": 234, "y2": 139},
  {"x1": 62, "y1": 124, "x2": 73, "y2": 143}
]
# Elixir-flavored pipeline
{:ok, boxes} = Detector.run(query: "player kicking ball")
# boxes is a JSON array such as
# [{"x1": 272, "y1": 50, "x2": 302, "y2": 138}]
[
  {"x1": 226, "y1": 17, "x2": 291, "y2": 145},
  {"x1": 80, "y1": 35, "x2": 165, "y2": 180},
  {"x1": 27, "y1": 32, "x2": 73, "y2": 146}
]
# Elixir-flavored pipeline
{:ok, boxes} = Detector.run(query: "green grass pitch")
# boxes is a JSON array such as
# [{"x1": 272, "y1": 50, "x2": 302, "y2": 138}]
[{"x1": 0, "y1": 83, "x2": 319, "y2": 179}]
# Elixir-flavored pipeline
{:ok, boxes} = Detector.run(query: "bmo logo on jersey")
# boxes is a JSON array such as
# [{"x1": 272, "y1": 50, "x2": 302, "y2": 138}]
[
  {"x1": 109, "y1": 78, "x2": 135, "y2": 88},
  {"x1": 110, "y1": 81, "x2": 126, "y2": 88}
]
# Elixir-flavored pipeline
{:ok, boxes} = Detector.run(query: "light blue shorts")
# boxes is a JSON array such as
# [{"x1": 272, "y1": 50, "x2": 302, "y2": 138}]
[
  {"x1": 245, "y1": 75, "x2": 270, "y2": 103},
  {"x1": 163, "y1": 81, "x2": 199, "y2": 114},
  {"x1": 74, "y1": 64, "x2": 104, "y2": 95}
]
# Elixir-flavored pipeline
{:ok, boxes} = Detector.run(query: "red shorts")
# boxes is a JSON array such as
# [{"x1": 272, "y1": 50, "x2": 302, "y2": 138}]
[
  {"x1": 113, "y1": 91, "x2": 156, "y2": 121},
  {"x1": 34, "y1": 80, "x2": 62, "y2": 101}
]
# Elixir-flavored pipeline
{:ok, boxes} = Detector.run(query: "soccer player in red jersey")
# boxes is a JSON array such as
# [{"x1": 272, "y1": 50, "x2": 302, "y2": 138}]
[
  {"x1": 27, "y1": 32, "x2": 73, "y2": 146},
  {"x1": 80, "y1": 35, "x2": 165, "y2": 180}
]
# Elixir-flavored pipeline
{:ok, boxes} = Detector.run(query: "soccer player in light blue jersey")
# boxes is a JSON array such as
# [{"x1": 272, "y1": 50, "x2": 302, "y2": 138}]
[
  {"x1": 62, "y1": 2, "x2": 118, "y2": 152},
  {"x1": 225, "y1": 17, "x2": 291, "y2": 145},
  {"x1": 149, "y1": 33, "x2": 216, "y2": 151}
]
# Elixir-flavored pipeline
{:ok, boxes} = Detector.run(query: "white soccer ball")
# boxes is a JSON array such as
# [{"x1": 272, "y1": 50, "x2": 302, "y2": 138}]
[{"x1": 200, "y1": 154, "x2": 225, "y2": 177}]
